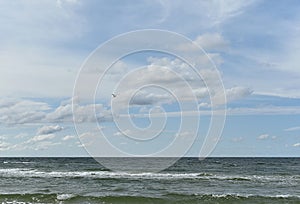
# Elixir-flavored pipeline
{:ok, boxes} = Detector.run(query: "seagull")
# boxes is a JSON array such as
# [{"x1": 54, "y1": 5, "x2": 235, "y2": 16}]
[{"x1": 112, "y1": 93, "x2": 117, "y2": 98}]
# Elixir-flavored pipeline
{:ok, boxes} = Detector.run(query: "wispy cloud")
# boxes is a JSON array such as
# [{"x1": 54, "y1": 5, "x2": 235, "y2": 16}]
[
  {"x1": 293, "y1": 143, "x2": 300, "y2": 147},
  {"x1": 0, "y1": 1, "x2": 84, "y2": 98},
  {"x1": 28, "y1": 134, "x2": 56, "y2": 143},
  {"x1": 284, "y1": 126, "x2": 300, "y2": 132},
  {"x1": 159, "y1": 0, "x2": 258, "y2": 29},
  {"x1": 56, "y1": 0, "x2": 80, "y2": 8},
  {"x1": 231, "y1": 137, "x2": 243, "y2": 142},
  {"x1": 1, "y1": 133, "x2": 59, "y2": 152},
  {"x1": 227, "y1": 106, "x2": 300, "y2": 115},
  {"x1": 62, "y1": 135, "x2": 76, "y2": 141}
]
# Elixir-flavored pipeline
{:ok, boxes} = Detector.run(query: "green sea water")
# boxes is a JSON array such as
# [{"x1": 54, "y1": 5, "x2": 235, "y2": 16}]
[{"x1": 0, "y1": 157, "x2": 299, "y2": 203}]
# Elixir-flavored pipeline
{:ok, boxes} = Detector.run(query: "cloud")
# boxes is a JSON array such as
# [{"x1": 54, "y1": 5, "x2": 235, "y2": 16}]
[
  {"x1": 0, "y1": 141, "x2": 10, "y2": 151},
  {"x1": 0, "y1": 1, "x2": 83, "y2": 43},
  {"x1": 0, "y1": 135, "x2": 13, "y2": 151},
  {"x1": 56, "y1": 0, "x2": 80, "y2": 8},
  {"x1": 256, "y1": 134, "x2": 276, "y2": 141},
  {"x1": 110, "y1": 59, "x2": 202, "y2": 108},
  {"x1": 214, "y1": 0, "x2": 257, "y2": 22},
  {"x1": 216, "y1": 1, "x2": 300, "y2": 99},
  {"x1": 225, "y1": 105, "x2": 300, "y2": 115},
  {"x1": 284, "y1": 126, "x2": 300, "y2": 132},
  {"x1": 0, "y1": 135, "x2": 7, "y2": 140},
  {"x1": 114, "y1": 132, "x2": 123, "y2": 136},
  {"x1": 62, "y1": 135, "x2": 76, "y2": 141},
  {"x1": 114, "y1": 129, "x2": 131, "y2": 137},
  {"x1": 4, "y1": 133, "x2": 58, "y2": 152},
  {"x1": 109, "y1": 57, "x2": 245, "y2": 111},
  {"x1": 160, "y1": 1, "x2": 257, "y2": 29},
  {"x1": 176, "y1": 34, "x2": 227, "y2": 67},
  {"x1": 225, "y1": 87, "x2": 253, "y2": 102},
  {"x1": 0, "y1": 97, "x2": 112, "y2": 125},
  {"x1": 130, "y1": 91, "x2": 172, "y2": 106},
  {"x1": 198, "y1": 102, "x2": 210, "y2": 109},
  {"x1": 293, "y1": 143, "x2": 300, "y2": 147},
  {"x1": 0, "y1": 98, "x2": 50, "y2": 125},
  {"x1": 2, "y1": 94, "x2": 298, "y2": 127},
  {"x1": 46, "y1": 102, "x2": 110, "y2": 123},
  {"x1": 0, "y1": 131, "x2": 62, "y2": 152},
  {"x1": 257, "y1": 134, "x2": 269, "y2": 140},
  {"x1": 211, "y1": 86, "x2": 253, "y2": 106},
  {"x1": 29, "y1": 134, "x2": 56, "y2": 143},
  {"x1": 194, "y1": 33, "x2": 229, "y2": 52},
  {"x1": 0, "y1": 1, "x2": 84, "y2": 98},
  {"x1": 32, "y1": 141, "x2": 61, "y2": 151},
  {"x1": 23, "y1": 134, "x2": 59, "y2": 151},
  {"x1": 14, "y1": 133, "x2": 28, "y2": 139},
  {"x1": 37, "y1": 125, "x2": 64, "y2": 135},
  {"x1": 231, "y1": 137, "x2": 243, "y2": 142},
  {"x1": 175, "y1": 131, "x2": 192, "y2": 137}
]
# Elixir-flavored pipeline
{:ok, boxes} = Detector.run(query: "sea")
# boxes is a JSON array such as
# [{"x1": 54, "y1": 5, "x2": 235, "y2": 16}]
[{"x1": 0, "y1": 157, "x2": 299, "y2": 204}]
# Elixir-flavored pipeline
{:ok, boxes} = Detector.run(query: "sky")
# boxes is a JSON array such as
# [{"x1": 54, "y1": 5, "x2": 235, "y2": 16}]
[{"x1": 0, "y1": 0, "x2": 300, "y2": 157}]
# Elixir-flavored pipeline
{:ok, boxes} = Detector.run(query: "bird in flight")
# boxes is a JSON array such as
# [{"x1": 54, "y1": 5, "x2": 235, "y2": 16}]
[{"x1": 112, "y1": 93, "x2": 117, "y2": 98}]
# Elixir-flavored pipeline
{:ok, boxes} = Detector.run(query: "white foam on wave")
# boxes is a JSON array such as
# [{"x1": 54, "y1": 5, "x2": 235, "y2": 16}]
[
  {"x1": 206, "y1": 193, "x2": 300, "y2": 199},
  {"x1": 0, "y1": 168, "x2": 299, "y2": 184},
  {"x1": 2, "y1": 161, "x2": 35, "y2": 164},
  {"x1": 0, "y1": 168, "x2": 199, "y2": 179},
  {"x1": 57, "y1": 193, "x2": 76, "y2": 200},
  {"x1": 273, "y1": 194, "x2": 300, "y2": 198}
]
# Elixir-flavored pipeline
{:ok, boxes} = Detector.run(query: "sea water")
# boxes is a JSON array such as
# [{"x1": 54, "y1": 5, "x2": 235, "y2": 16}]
[{"x1": 0, "y1": 157, "x2": 299, "y2": 203}]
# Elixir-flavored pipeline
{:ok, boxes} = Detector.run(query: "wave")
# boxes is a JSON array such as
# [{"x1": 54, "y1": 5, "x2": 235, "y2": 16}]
[
  {"x1": 0, "y1": 168, "x2": 201, "y2": 179},
  {"x1": 2, "y1": 161, "x2": 35, "y2": 164},
  {"x1": 0, "y1": 193, "x2": 299, "y2": 204},
  {"x1": 164, "y1": 193, "x2": 300, "y2": 203},
  {"x1": 0, "y1": 168, "x2": 299, "y2": 183}
]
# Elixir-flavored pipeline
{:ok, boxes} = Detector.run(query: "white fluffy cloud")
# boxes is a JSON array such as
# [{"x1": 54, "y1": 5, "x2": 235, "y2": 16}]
[
  {"x1": 37, "y1": 125, "x2": 64, "y2": 135},
  {"x1": 257, "y1": 134, "x2": 269, "y2": 140},
  {"x1": 0, "y1": 98, "x2": 49, "y2": 125},
  {"x1": 225, "y1": 87, "x2": 253, "y2": 103},
  {"x1": 0, "y1": 141, "x2": 10, "y2": 151},
  {"x1": 110, "y1": 57, "x2": 230, "y2": 111},
  {"x1": 194, "y1": 33, "x2": 229, "y2": 52},
  {"x1": 0, "y1": 43, "x2": 254, "y2": 124},
  {"x1": 0, "y1": 98, "x2": 111, "y2": 125},
  {"x1": 0, "y1": 98, "x2": 48, "y2": 125}
]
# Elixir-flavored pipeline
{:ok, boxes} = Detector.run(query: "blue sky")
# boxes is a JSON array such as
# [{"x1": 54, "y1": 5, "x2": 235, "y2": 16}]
[{"x1": 0, "y1": 0, "x2": 300, "y2": 157}]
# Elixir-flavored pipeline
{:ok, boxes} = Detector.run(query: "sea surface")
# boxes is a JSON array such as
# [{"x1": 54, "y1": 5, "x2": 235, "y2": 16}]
[{"x1": 0, "y1": 157, "x2": 299, "y2": 203}]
